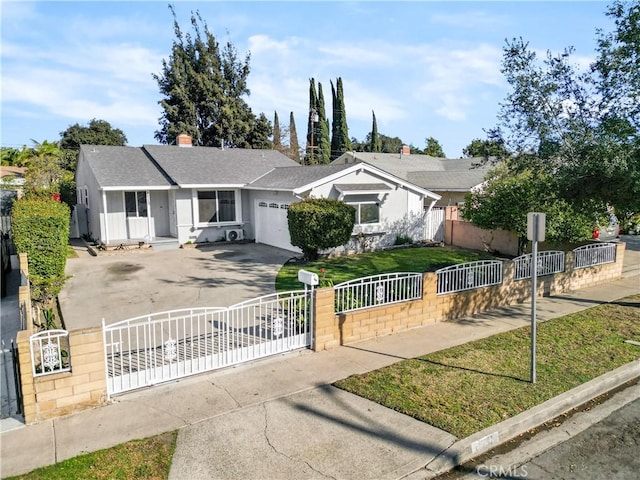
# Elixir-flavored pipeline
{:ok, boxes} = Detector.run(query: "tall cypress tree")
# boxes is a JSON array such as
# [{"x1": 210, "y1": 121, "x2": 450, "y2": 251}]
[
  {"x1": 288, "y1": 111, "x2": 301, "y2": 163},
  {"x1": 316, "y1": 82, "x2": 331, "y2": 164},
  {"x1": 330, "y1": 77, "x2": 352, "y2": 159},
  {"x1": 305, "y1": 78, "x2": 319, "y2": 165},
  {"x1": 273, "y1": 111, "x2": 282, "y2": 150},
  {"x1": 370, "y1": 110, "x2": 382, "y2": 152}
]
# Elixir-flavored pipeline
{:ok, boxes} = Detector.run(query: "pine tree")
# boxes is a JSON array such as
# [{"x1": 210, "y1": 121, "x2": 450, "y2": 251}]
[
  {"x1": 424, "y1": 136, "x2": 446, "y2": 157},
  {"x1": 153, "y1": 6, "x2": 271, "y2": 148},
  {"x1": 288, "y1": 112, "x2": 301, "y2": 163},
  {"x1": 330, "y1": 77, "x2": 352, "y2": 160},
  {"x1": 370, "y1": 110, "x2": 382, "y2": 152}
]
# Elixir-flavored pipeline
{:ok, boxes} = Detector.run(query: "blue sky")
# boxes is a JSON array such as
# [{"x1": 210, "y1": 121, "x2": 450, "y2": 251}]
[{"x1": 1, "y1": 1, "x2": 614, "y2": 157}]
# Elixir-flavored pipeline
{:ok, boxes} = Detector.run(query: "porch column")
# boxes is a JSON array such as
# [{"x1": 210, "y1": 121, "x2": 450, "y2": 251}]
[
  {"x1": 102, "y1": 190, "x2": 109, "y2": 245},
  {"x1": 146, "y1": 190, "x2": 152, "y2": 240}
]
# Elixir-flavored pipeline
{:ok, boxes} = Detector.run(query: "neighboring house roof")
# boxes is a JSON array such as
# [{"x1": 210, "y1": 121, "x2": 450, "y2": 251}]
[
  {"x1": 80, "y1": 145, "x2": 173, "y2": 189},
  {"x1": 0, "y1": 166, "x2": 26, "y2": 186},
  {"x1": 246, "y1": 164, "x2": 353, "y2": 191},
  {"x1": 142, "y1": 145, "x2": 299, "y2": 187},
  {"x1": 333, "y1": 152, "x2": 493, "y2": 191}
]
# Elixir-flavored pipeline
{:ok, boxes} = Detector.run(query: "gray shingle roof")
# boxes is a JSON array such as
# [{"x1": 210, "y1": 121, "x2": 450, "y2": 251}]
[
  {"x1": 142, "y1": 145, "x2": 299, "y2": 186},
  {"x1": 333, "y1": 152, "x2": 493, "y2": 190},
  {"x1": 247, "y1": 164, "x2": 352, "y2": 190},
  {"x1": 80, "y1": 145, "x2": 173, "y2": 188},
  {"x1": 408, "y1": 171, "x2": 488, "y2": 191}
]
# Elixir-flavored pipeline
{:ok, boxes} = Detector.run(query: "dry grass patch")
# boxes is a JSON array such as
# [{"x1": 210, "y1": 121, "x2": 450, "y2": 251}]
[
  {"x1": 7, "y1": 431, "x2": 177, "y2": 480},
  {"x1": 335, "y1": 295, "x2": 640, "y2": 438}
]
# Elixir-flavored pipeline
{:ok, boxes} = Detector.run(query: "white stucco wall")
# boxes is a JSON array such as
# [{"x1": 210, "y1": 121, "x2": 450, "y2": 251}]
[{"x1": 74, "y1": 152, "x2": 102, "y2": 242}]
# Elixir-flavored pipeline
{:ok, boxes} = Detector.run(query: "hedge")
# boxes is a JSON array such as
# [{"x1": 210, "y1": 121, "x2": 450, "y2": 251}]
[
  {"x1": 11, "y1": 197, "x2": 70, "y2": 303},
  {"x1": 288, "y1": 198, "x2": 355, "y2": 261}
]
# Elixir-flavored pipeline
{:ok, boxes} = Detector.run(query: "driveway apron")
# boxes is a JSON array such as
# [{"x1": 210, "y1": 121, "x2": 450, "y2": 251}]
[{"x1": 58, "y1": 243, "x2": 296, "y2": 330}]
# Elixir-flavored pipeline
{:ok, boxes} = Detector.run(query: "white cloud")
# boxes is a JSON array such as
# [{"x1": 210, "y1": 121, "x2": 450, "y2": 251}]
[{"x1": 431, "y1": 11, "x2": 509, "y2": 29}]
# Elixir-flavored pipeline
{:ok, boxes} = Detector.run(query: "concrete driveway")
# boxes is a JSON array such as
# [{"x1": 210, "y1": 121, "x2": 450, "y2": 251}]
[{"x1": 58, "y1": 243, "x2": 297, "y2": 330}]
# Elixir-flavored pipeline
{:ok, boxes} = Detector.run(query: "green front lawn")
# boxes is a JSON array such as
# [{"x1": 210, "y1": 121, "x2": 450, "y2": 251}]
[
  {"x1": 276, "y1": 245, "x2": 494, "y2": 291},
  {"x1": 334, "y1": 295, "x2": 640, "y2": 438}
]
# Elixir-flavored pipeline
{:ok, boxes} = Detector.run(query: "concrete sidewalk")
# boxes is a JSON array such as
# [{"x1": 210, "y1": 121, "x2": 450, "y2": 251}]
[{"x1": 1, "y1": 270, "x2": 638, "y2": 479}]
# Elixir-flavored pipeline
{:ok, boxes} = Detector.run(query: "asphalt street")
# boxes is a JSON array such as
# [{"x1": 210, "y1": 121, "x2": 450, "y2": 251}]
[{"x1": 436, "y1": 384, "x2": 640, "y2": 480}]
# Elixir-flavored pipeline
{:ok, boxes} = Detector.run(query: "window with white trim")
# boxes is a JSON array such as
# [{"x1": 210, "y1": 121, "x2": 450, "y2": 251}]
[
  {"x1": 351, "y1": 202, "x2": 380, "y2": 225},
  {"x1": 125, "y1": 191, "x2": 148, "y2": 217},
  {"x1": 197, "y1": 190, "x2": 237, "y2": 224}
]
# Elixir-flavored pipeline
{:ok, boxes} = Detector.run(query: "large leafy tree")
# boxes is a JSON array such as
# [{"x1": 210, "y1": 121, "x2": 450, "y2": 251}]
[
  {"x1": 154, "y1": 6, "x2": 270, "y2": 148},
  {"x1": 59, "y1": 119, "x2": 127, "y2": 150},
  {"x1": 461, "y1": 165, "x2": 594, "y2": 253},
  {"x1": 330, "y1": 77, "x2": 352, "y2": 159},
  {"x1": 468, "y1": 1, "x2": 639, "y2": 241},
  {"x1": 462, "y1": 137, "x2": 509, "y2": 159}
]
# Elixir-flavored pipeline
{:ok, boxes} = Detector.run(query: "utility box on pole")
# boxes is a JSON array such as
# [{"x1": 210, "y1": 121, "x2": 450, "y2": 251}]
[{"x1": 527, "y1": 212, "x2": 546, "y2": 242}]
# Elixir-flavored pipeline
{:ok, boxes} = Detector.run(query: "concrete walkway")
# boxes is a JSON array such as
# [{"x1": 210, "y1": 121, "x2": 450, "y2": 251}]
[{"x1": 1, "y1": 263, "x2": 638, "y2": 478}]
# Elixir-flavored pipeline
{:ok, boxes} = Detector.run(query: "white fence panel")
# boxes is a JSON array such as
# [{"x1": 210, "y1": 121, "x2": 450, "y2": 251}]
[
  {"x1": 30, "y1": 329, "x2": 71, "y2": 377},
  {"x1": 573, "y1": 243, "x2": 617, "y2": 269},
  {"x1": 424, "y1": 208, "x2": 445, "y2": 242},
  {"x1": 334, "y1": 272, "x2": 423, "y2": 314},
  {"x1": 436, "y1": 260, "x2": 503, "y2": 295},
  {"x1": 514, "y1": 251, "x2": 565, "y2": 280}
]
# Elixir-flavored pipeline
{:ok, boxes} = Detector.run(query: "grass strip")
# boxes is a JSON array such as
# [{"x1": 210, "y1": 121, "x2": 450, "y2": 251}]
[
  {"x1": 7, "y1": 431, "x2": 177, "y2": 480},
  {"x1": 334, "y1": 295, "x2": 640, "y2": 438}
]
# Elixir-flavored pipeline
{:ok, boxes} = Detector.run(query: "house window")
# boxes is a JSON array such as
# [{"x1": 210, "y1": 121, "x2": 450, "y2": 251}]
[
  {"x1": 125, "y1": 191, "x2": 148, "y2": 217},
  {"x1": 77, "y1": 186, "x2": 89, "y2": 207},
  {"x1": 351, "y1": 202, "x2": 380, "y2": 225},
  {"x1": 197, "y1": 190, "x2": 236, "y2": 224}
]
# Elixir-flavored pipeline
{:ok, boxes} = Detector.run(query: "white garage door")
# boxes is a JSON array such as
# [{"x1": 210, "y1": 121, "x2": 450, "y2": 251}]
[{"x1": 255, "y1": 201, "x2": 301, "y2": 253}]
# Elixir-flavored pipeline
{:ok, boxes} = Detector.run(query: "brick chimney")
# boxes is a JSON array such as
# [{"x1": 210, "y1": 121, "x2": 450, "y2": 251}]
[
  {"x1": 177, "y1": 133, "x2": 193, "y2": 147},
  {"x1": 400, "y1": 145, "x2": 410, "y2": 156}
]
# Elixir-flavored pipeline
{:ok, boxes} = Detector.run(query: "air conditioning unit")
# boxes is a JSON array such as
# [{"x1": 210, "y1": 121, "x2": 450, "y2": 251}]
[{"x1": 225, "y1": 229, "x2": 244, "y2": 241}]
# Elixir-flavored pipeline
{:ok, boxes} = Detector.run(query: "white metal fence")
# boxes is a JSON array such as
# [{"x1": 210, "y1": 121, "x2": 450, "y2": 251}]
[
  {"x1": 30, "y1": 329, "x2": 71, "y2": 377},
  {"x1": 573, "y1": 243, "x2": 617, "y2": 269},
  {"x1": 424, "y1": 208, "x2": 445, "y2": 242},
  {"x1": 436, "y1": 260, "x2": 503, "y2": 295},
  {"x1": 103, "y1": 290, "x2": 312, "y2": 395},
  {"x1": 334, "y1": 272, "x2": 423, "y2": 314},
  {"x1": 514, "y1": 251, "x2": 565, "y2": 280}
]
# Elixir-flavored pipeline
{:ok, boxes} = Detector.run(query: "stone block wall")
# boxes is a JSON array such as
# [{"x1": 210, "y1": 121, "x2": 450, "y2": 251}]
[
  {"x1": 18, "y1": 327, "x2": 107, "y2": 424},
  {"x1": 313, "y1": 242, "x2": 626, "y2": 351}
]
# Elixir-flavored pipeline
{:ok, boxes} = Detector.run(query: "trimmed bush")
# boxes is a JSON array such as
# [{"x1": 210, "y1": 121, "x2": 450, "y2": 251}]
[
  {"x1": 12, "y1": 197, "x2": 70, "y2": 303},
  {"x1": 288, "y1": 198, "x2": 355, "y2": 261}
]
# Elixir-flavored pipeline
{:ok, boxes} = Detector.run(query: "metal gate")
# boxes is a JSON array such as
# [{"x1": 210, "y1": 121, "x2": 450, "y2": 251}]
[
  {"x1": 1, "y1": 340, "x2": 23, "y2": 420},
  {"x1": 102, "y1": 289, "x2": 313, "y2": 396}
]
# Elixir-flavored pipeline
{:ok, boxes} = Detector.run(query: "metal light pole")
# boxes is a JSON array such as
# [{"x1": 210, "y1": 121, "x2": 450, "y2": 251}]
[{"x1": 309, "y1": 108, "x2": 318, "y2": 165}]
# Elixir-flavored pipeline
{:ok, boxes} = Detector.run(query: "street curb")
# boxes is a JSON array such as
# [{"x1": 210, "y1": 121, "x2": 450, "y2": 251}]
[{"x1": 401, "y1": 359, "x2": 640, "y2": 480}]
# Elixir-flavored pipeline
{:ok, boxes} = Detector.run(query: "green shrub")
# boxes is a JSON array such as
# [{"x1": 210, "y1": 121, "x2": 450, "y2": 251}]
[
  {"x1": 288, "y1": 198, "x2": 355, "y2": 261},
  {"x1": 394, "y1": 234, "x2": 413, "y2": 245},
  {"x1": 12, "y1": 197, "x2": 70, "y2": 303}
]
